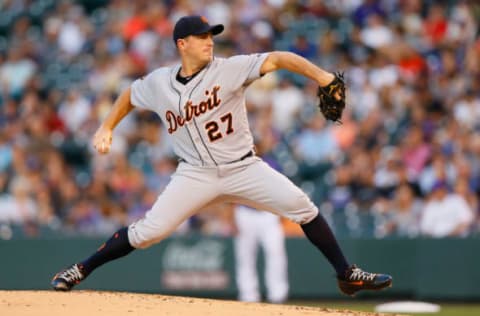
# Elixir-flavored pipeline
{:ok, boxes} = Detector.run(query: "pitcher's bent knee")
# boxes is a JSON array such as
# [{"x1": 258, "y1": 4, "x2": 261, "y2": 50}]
[
  {"x1": 127, "y1": 219, "x2": 173, "y2": 249},
  {"x1": 280, "y1": 192, "x2": 319, "y2": 224},
  {"x1": 285, "y1": 205, "x2": 318, "y2": 225}
]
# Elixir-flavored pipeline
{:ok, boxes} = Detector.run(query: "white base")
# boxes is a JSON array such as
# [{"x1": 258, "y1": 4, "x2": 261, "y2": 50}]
[{"x1": 375, "y1": 301, "x2": 441, "y2": 313}]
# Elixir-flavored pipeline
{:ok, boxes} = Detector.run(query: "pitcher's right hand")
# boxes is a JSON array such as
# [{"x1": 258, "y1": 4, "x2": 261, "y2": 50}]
[{"x1": 93, "y1": 126, "x2": 113, "y2": 154}]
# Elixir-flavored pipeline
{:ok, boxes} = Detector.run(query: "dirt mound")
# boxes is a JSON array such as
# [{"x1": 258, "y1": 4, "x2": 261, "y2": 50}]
[{"x1": 0, "y1": 290, "x2": 387, "y2": 316}]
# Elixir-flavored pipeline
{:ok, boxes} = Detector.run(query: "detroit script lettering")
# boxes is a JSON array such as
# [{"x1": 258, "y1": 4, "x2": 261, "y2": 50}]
[{"x1": 166, "y1": 86, "x2": 221, "y2": 134}]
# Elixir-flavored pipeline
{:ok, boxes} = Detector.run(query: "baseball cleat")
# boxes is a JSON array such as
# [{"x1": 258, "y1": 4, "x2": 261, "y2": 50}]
[
  {"x1": 337, "y1": 264, "x2": 392, "y2": 296},
  {"x1": 51, "y1": 263, "x2": 86, "y2": 291}
]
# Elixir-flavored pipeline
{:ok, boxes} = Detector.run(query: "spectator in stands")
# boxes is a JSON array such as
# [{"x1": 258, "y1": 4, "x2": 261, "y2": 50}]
[
  {"x1": 328, "y1": 166, "x2": 354, "y2": 211},
  {"x1": 376, "y1": 183, "x2": 423, "y2": 238},
  {"x1": 418, "y1": 152, "x2": 455, "y2": 196},
  {"x1": 374, "y1": 147, "x2": 403, "y2": 199},
  {"x1": 58, "y1": 90, "x2": 91, "y2": 133},
  {"x1": 420, "y1": 180, "x2": 474, "y2": 238},
  {"x1": 0, "y1": 176, "x2": 37, "y2": 226},
  {"x1": 400, "y1": 125, "x2": 432, "y2": 183},
  {"x1": 270, "y1": 78, "x2": 304, "y2": 133},
  {"x1": 352, "y1": 0, "x2": 386, "y2": 27},
  {"x1": 360, "y1": 13, "x2": 394, "y2": 49},
  {"x1": 294, "y1": 113, "x2": 339, "y2": 166},
  {"x1": 289, "y1": 35, "x2": 317, "y2": 60},
  {"x1": 0, "y1": 46, "x2": 36, "y2": 99},
  {"x1": 453, "y1": 177, "x2": 478, "y2": 217}
]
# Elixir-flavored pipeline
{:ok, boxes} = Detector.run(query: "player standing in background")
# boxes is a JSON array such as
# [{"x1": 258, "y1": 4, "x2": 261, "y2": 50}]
[
  {"x1": 234, "y1": 204, "x2": 289, "y2": 303},
  {"x1": 51, "y1": 15, "x2": 392, "y2": 296}
]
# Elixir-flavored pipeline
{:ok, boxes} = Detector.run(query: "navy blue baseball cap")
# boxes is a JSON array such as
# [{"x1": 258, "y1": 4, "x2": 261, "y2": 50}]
[
  {"x1": 173, "y1": 15, "x2": 224, "y2": 43},
  {"x1": 431, "y1": 180, "x2": 449, "y2": 192}
]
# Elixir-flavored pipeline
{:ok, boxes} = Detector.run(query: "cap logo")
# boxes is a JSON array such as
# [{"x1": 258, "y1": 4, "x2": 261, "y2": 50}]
[{"x1": 200, "y1": 16, "x2": 209, "y2": 23}]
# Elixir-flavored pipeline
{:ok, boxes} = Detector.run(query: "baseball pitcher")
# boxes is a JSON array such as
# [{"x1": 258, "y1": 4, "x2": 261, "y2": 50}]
[{"x1": 52, "y1": 15, "x2": 392, "y2": 296}]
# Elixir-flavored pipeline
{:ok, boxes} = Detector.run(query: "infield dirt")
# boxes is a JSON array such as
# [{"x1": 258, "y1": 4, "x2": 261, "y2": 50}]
[{"x1": 0, "y1": 290, "x2": 396, "y2": 316}]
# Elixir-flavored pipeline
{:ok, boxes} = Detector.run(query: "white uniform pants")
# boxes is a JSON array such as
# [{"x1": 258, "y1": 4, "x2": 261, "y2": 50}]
[
  {"x1": 128, "y1": 156, "x2": 317, "y2": 248},
  {"x1": 234, "y1": 205, "x2": 288, "y2": 303}
]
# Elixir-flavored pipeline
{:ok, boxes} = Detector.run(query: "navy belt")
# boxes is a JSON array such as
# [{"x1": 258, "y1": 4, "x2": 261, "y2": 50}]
[
  {"x1": 237, "y1": 150, "x2": 254, "y2": 162},
  {"x1": 178, "y1": 150, "x2": 254, "y2": 165},
  {"x1": 228, "y1": 150, "x2": 255, "y2": 164}
]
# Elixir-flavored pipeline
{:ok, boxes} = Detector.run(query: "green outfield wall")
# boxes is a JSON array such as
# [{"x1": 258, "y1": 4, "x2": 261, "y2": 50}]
[{"x1": 1, "y1": 237, "x2": 479, "y2": 300}]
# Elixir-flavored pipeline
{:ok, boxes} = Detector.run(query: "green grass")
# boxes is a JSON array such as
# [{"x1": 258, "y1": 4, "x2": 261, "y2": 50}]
[{"x1": 289, "y1": 301, "x2": 480, "y2": 316}]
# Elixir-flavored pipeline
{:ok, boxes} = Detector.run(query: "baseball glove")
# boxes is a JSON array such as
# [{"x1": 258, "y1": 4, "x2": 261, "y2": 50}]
[{"x1": 317, "y1": 72, "x2": 346, "y2": 123}]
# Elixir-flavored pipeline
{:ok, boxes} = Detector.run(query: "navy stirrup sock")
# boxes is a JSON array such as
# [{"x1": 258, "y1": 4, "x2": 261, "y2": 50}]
[
  {"x1": 79, "y1": 227, "x2": 135, "y2": 275},
  {"x1": 301, "y1": 214, "x2": 349, "y2": 277}
]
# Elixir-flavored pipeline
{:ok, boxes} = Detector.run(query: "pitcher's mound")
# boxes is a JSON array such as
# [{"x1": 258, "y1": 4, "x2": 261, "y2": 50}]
[{"x1": 0, "y1": 290, "x2": 385, "y2": 316}]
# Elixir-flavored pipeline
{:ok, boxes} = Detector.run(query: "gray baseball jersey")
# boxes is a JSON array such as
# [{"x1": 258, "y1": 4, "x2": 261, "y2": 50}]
[
  {"x1": 127, "y1": 53, "x2": 318, "y2": 249},
  {"x1": 131, "y1": 54, "x2": 268, "y2": 166}
]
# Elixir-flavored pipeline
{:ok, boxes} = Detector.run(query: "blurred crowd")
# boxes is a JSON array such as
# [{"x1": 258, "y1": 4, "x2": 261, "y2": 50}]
[{"x1": 0, "y1": 0, "x2": 479, "y2": 239}]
